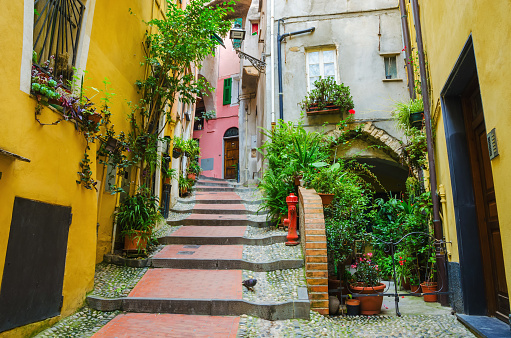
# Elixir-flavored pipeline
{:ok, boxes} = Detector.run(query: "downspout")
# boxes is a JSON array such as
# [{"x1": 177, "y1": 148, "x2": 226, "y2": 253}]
[
  {"x1": 398, "y1": 0, "x2": 416, "y2": 100},
  {"x1": 277, "y1": 20, "x2": 315, "y2": 120},
  {"x1": 270, "y1": 0, "x2": 275, "y2": 124},
  {"x1": 411, "y1": 0, "x2": 448, "y2": 306}
]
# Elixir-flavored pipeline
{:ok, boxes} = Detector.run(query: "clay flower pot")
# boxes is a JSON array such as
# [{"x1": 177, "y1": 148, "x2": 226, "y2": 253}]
[
  {"x1": 350, "y1": 283, "x2": 386, "y2": 315},
  {"x1": 124, "y1": 230, "x2": 149, "y2": 251},
  {"x1": 187, "y1": 173, "x2": 196, "y2": 180},
  {"x1": 420, "y1": 282, "x2": 437, "y2": 302},
  {"x1": 346, "y1": 299, "x2": 360, "y2": 316},
  {"x1": 318, "y1": 193, "x2": 334, "y2": 206}
]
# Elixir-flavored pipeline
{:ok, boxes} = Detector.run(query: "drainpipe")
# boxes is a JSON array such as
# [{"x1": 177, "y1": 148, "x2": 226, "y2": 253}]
[
  {"x1": 277, "y1": 20, "x2": 315, "y2": 120},
  {"x1": 411, "y1": 0, "x2": 448, "y2": 306},
  {"x1": 270, "y1": 0, "x2": 275, "y2": 124},
  {"x1": 398, "y1": 0, "x2": 416, "y2": 100}
]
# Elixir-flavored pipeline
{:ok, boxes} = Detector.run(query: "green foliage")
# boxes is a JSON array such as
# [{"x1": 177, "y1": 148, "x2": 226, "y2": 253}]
[
  {"x1": 136, "y1": 0, "x2": 233, "y2": 135},
  {"x1": 299, "y1": 77, "x2": 354, "y2": 112},
  {"x1": 392, "y1": 98, "x2": 424, "y2": 131},
  {"x1": 115, "y1": 186, "x2": 163, "y2": 252},
  {"x1": 257, "y1": 119, "x2": 333, "y2": 224}
]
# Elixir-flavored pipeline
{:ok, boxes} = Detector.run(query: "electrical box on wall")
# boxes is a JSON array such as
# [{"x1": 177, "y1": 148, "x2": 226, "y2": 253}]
[
  {"x1": 487, "y1": 128, "x2": 499, "y2": 160},
  {"x1": 251, "y1": 135, "x2": 257, "y2": 149}
]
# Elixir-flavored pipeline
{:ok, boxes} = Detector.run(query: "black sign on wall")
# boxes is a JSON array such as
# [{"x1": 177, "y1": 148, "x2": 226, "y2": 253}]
[{"x1": 0, "y1": 197, "x2": 71, "y2": 333}]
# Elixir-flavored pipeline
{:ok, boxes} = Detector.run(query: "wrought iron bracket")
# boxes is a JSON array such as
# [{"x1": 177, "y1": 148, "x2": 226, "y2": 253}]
[{"x1": 235, "y1": 50, "x2": 266, "y2": 73}]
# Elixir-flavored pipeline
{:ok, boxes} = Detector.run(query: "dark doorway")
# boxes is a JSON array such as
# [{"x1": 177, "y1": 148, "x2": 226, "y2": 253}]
[
  {"x1": 224, "y1": 128, "x2": 239, "y2": 179},
  {"x1": 462, "y1": 82, "x2": 509, "y2": 321},
  {"x1": 0, "y1": 197, "x2": 71, "y2": 332}
]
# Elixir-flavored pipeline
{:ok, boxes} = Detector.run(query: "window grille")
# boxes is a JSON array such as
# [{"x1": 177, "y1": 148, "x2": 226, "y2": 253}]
[{"x1": 33, "y1": 0, "x2": 86, "y2": 82}]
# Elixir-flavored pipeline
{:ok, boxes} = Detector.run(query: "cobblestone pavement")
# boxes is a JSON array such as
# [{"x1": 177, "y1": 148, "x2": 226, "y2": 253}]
[
  {"x1": 238, "y1": 311, "x2": 475, "y2": 337},
  {"x1": 34, "y1": 184, "x2": 476, "y2": 338}
]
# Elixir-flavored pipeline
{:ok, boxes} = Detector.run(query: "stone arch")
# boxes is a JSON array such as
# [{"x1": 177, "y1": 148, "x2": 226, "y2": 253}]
[{"x1": 326, "y1": 122, "x2": 410, "y2": 193}]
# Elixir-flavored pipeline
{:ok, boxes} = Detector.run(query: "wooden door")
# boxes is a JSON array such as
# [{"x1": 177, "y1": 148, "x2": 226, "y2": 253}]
[
  {"x1": 463, "y1": 82, "x2": 509, "y2": 321},
  {"x1": 224, "y1": 137, "x2": 239, "y2": 179}
]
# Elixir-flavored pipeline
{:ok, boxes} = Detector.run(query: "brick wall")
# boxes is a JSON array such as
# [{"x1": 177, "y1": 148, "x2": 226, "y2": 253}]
[{"x1": 298, "y1": 187, "x2": 329, "y2": 315}]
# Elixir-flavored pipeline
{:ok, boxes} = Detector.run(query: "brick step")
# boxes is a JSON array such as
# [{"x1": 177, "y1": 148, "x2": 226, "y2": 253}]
[
  {"x1": 92, "y1": 314, "x2": 240, "y2": 337},
  {"x1": 157, "y1": 226, "x2": 286, "y2": 245},
  {"x1": 177, "y1": 199, "x2": 261, "y2": 205},
  {"x1": 150, "y1": 245, "x2": 302, "y2": 271},
  {"x1": 167, "y1": 215, "x2": 268, "y2": 227},
  {"x1": 196, "y1": 180, "x2": 234, "y2": 187},
  {"x1": 195, "y1": 186, "x2": 236, "y2": 192},
  {"x1": 87, "y1": 269, "x2": 310, "y2": 320},
  {"x1": 171, "y1": 204, "x2": 265, "y2": 215}
]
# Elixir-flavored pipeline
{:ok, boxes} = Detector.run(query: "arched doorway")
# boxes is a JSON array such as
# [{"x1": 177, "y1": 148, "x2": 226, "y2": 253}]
[{"x1": 224, "y1": 127, "x2": 239, "y2": 179}]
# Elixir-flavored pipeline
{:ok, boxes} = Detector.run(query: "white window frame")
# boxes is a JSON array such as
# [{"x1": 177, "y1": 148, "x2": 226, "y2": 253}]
[
  {"x1": 305, "y1": 46, "x2": 339, "y2": 92},
  {"x1": 231, "y1": 77, "x2": 240, "y2": 106}
]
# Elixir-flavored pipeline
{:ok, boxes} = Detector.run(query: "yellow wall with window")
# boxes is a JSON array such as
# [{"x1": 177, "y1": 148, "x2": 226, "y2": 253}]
[{"x1": 0, "y1": 1, "x2": 173, "y2": 336}]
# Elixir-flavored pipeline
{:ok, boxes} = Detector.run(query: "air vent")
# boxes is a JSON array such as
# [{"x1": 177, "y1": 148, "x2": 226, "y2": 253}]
[{"x1": 487, "y1": 128, "x2": 499, "y2": 160}]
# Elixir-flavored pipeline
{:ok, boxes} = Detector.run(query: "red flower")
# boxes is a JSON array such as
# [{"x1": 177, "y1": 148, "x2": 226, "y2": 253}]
[
  {"x1": 348, "y1": 109, "x2": 355, "y2": 115},
  {"x1": 402, "y1": 46, "x2": 407, "y2": 52}
]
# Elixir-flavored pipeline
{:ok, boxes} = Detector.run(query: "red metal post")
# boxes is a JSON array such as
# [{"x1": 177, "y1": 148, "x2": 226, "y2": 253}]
[{"x1": 285, "y1": 193, "x2": 299, "y2": 246}]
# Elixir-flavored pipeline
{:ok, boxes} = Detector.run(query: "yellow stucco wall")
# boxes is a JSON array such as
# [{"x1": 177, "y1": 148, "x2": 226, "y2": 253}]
[
  {"x1": 0, "y1": 1, "x2": 172, "y2": 336},
  {"x1": 0, "y1": 2, "x2": 96, "y2": 337},
  {"x1": 416, "y1": 0, "x2": 511, "y2": 291}
]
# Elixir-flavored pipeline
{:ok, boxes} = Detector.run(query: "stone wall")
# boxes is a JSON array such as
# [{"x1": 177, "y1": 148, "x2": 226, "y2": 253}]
[{"x1": 298, "y1": 187, "x2": 329, "y2": 315}]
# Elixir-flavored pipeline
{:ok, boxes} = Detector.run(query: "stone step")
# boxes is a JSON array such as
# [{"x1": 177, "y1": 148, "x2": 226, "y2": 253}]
[
  {"x1": 166, "y1": 216, "x2": 268, "y2": 227},
  {"x1": 87, "y1": 268, "x2": 310, "y2": 320},
  {"x1": 150, "y1": 245, "x2": 303, "y2": 271},
  {"x1": 157, "y1": 226, "x2": 287, "y2": 246},
  {"x1": 170, "y1": 204, "x2": 265, "y2": 215},
  {"x1": 195, "y1": 185, "x2": 236, "y2": 192}
]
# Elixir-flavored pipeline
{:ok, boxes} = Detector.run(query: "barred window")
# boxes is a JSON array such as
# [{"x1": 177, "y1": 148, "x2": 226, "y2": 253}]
[{"x1": 33, "y1": 0, "x2": 86, "y2": 82}]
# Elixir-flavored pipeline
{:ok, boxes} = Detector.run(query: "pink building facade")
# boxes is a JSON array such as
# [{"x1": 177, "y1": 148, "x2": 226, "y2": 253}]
[{"x1": 194, "y1": 37, "x2": 240, "y2": 179}]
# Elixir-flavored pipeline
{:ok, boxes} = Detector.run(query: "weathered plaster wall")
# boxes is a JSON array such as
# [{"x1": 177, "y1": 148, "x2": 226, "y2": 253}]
[
  {"x1": 417, "y1": 0, "x2": 511, "y2": 294},
  {"x1": 264, "y1": 0, "x2": 408, "y2": 139}
]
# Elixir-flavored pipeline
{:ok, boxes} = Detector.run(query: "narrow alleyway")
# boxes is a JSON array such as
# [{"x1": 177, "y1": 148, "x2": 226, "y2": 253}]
[{"x1": 33, "y1": 177, "x2": 476, "y2": 337}]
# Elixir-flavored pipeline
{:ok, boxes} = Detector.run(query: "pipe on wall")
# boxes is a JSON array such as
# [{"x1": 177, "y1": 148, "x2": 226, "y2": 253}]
[
  {"x1": 411, "y1": 0, "x2": 448, "y2": 306},
  {"x1": 398, "y1": 0, "x2": 416, "y2": 100},
  {"x1": 277, "y1": 20, "x2": 315, "y2": 121}
]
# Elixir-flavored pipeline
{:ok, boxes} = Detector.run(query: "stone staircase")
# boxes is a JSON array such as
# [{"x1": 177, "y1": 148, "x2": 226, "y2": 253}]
[{"x1": 88, "y1": 177, "x2": 310, "y2": 322}]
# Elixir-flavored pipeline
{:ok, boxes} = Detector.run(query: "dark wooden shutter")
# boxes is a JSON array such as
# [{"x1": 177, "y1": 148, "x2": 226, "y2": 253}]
[
  {"x1": 0, "y1": 197, "x2": 71, "y2": 332},
  {"x1": 223, "y1": 78, "x2": 232, "y2": 105}
]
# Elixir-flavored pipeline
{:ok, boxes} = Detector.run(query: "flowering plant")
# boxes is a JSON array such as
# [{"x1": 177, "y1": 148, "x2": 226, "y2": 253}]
[{"x1": 351, "y1": 253, "x2": 382, "y2": 287}]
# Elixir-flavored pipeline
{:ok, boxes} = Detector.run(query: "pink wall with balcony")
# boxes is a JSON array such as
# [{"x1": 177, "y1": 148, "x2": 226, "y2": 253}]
[{"x1": 193, "y1": 37, "x2": 240, "y2": 179}]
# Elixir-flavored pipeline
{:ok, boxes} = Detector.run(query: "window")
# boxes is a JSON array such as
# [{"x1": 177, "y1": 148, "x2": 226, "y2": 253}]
[
  {"x1": 384, "y1": 56, "x2": 397, "y2": 79},
  {"x1": 223, "y1": 78, "x2": 232, "y2": 105},
  {"x1": 251, "y1": 23, "x2": 259, "y2": 36},
  {"x1": 33, "y1": 0, "x2": 86, "y2": 82},
  {"x1": 306, "y1": 48, "x2": 337, "y2": 90}
]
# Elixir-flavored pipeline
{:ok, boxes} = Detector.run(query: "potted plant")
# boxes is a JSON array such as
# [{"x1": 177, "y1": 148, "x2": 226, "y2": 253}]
[
  {"x1": 349, "y1": 252, "x2": 386, "y2": 315},
  {"x1": 299, "y1": 77, "x2": 354, "y2": 116},
  {"x1": 114, "y1": 186, "x2": 162, "y2": 253},
  {"x1": 162, "y1": 167, "x2": 176, "y2": 184},
  {"x1": 178, "y1": 175, "x2": 193, "y2": 196},
  {"x1": 188, "y1": 160, "x2": 202, "y2": 181},
  {"x1": 393, "y1": 98, "x2": 424, "y2": 130},
  {"x1": 172, "y1": 136, "x2": 185, "y2": 158},
  {"x1": 420, "y1": 251, "x2": 437, "y2": 302},
  {"x1": 305, "y1": 162, "x2": 344, "y2": 206}
]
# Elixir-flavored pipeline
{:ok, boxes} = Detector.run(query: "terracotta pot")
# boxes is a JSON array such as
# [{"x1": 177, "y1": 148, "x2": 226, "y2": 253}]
[
  {"x1": 410, "y1": 285, "x2": 421, "y2": 295},
  {"x1": 163, "y1": 177, "x2": 171, "y2": 184},
  {"x1": 294, "y1": 175, "x2": 303, "y2": 186},
  {"x1": 124, "y1": 230, "x2": 149, "y2": 251},
  {"x1": 87, "y1": 112, "x2": 102, "y2": 124},
  {"x1": 318, "y1": 193, "x2": 334, "y2": 206},
  {"x1": 421, "y1": 282, "x2": 437, "y2": 302},
  {"x1": 187, "y1": 173, "x2": 196, "y2": 180},
  {"x1": 346, "y1": 299, "x2": 360, "y2": 316},
  {"x1": 350, "y1": 283, "x2": 386, "y2": 315}
]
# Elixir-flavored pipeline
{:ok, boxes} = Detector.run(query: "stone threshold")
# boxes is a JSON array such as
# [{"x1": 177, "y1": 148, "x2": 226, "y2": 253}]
[
  {"x1": 87, "y1": 296, "x2": 310, "y2": 321},
  {"x1": 170, "y1": 208, "x2": 264, "y2": 215},
  {"x1": 166, "y1": 219, "x2": 270, "y2": 227},
  {"x1": 457, "y1": 314, "x2": 511, "y2": 338}
]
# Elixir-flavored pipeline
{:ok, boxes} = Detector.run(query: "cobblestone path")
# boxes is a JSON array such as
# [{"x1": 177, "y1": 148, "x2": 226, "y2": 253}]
[{"x1": 34, "y1": 178, "x2": 475, "y2": 337}]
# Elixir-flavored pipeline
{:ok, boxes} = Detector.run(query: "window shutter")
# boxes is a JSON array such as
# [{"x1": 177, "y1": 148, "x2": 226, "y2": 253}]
[{"x1": 223, "y1": 78, "x2": 232, "y2": 105}]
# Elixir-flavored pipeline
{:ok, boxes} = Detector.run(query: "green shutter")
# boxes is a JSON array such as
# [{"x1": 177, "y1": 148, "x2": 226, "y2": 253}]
[{"x1": 223, "y1": 78, "x2": 232, "y2": 105}]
